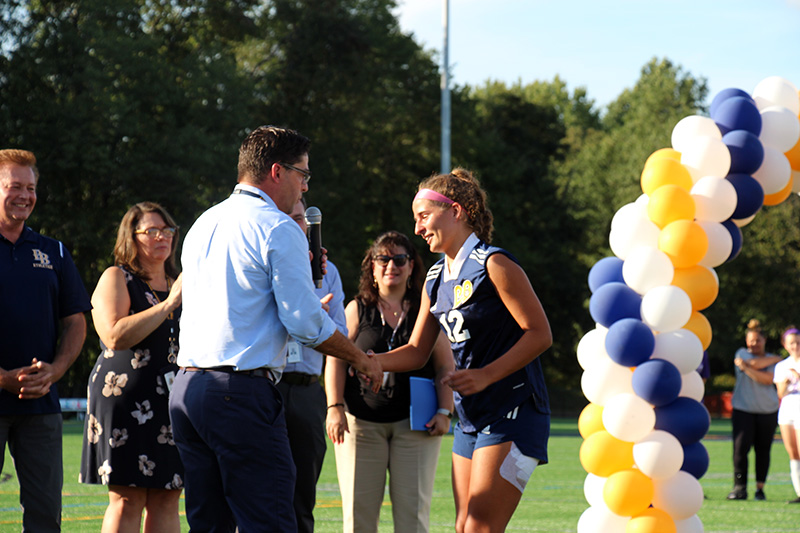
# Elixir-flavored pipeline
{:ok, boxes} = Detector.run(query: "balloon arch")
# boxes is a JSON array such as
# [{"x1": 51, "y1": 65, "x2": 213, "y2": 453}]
[{"x1": 577, "y1": 77, "x2": 800, "y2": 533}]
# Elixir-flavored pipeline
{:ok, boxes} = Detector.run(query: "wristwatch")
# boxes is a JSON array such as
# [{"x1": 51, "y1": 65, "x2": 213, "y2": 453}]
[{"x1": 437, "y1": 408, "x2": 453, "y2": 419}]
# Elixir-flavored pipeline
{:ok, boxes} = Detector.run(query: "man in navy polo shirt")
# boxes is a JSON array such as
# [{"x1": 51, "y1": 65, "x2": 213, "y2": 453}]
[{"x1": 0, "y1": 149, "x2": 92, "y2": 531}]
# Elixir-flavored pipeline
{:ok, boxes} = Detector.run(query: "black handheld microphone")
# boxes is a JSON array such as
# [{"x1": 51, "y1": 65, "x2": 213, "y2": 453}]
[{"x1": 304, "y1": 206, "x2": 323, "y2": 289}]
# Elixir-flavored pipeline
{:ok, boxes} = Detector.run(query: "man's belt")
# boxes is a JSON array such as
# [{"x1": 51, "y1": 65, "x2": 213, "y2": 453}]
[{"x1": 280, "y1": 372, "x2": 319, "y2": 386}]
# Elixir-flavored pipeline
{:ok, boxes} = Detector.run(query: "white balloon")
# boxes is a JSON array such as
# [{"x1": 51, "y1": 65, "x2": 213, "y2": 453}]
[
  {"x1": 622, "y1": 246, "x2": 674, "y2": 295},
  {"x1": 759, "y1": 105, "x2": 800, "y2": 152},
  {"x1": 634, "y1": 193, "x2": 650, "y2": 209},
  {"x1": 602, "y1": 393, "x2": 656, "y2": 442},
  {"x1": 633, "y1": 429, "x2": 684, "y2": 479},
  {"x1": 652, "y1": 470, "x2": 704, "y2": 520},
  {"x1": 732, "y1": 214, "x2": 756, "y2": 227},
  {"x1": 611, "y1": 202, "x2": 645, "y2": 232},
  {"x1": 577, "y1": 505, "x2": 628, "y2": 533},
  {"x1": 581, "y1": 358, "x2": 634, "y2": 406},
  {"x1": 652, "y1": 329, "x2": 704, "y2": 374},
  {"x1": 691, "y1": 176, "x2": 737, "y2": 222},
  {"x1": 675, "y1": 514, "x2": 704, "y2": 533},
  {"x1": 696, "y1": 220, "x2": 733, "y2": 268},
  {"x1": 753, "y1": 145, "x2": 792, "y2": 195},
  {"x1": 680, "y1": 137, "x2": 731, "y2": 183},
  {"x1": 680, "y1": 370, "x2": 705, "y2": 402},
  {"x1": 640, "y1": 286, "x2": 692, "y2": 333},
  {"x1": 753, "y1": 76, "x2": 800, "y2": 115},
  {"x1": 671, "y1": 116, "x2": 722, "y2": 153},
  {"x1": 577, "y1": 328, "x2": 610, "y2": 370},
  {"x1": 609, "y1": 215, "x2": 661, "y2": 261},
  {"x1": 583, "y1": 473, "x2": 607, "y2": 507}
]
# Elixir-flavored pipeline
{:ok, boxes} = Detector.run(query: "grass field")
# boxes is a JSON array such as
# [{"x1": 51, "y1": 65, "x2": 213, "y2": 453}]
[{"x1": 1, "y1": 418, "x2": 799, "y2": 532}]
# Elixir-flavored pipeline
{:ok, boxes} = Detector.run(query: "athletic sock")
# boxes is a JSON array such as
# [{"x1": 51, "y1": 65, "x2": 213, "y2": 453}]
[{"x1": 791, "y1": 459, "x2": 800, "y2": 497}]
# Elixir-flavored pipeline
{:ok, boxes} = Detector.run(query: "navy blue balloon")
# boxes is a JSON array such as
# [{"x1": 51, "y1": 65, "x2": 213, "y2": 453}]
[
  {"x1": 723, "y1": 130, "x2": 764, "y2": 175},
  {"x1": 722, "y1": 219, "x2": 743, "y2": 262},
  {"x1": 605, "y1": 318, "x2": 655, "y2": 367},
  {"x1": 588, "y1": 256, "x2": 625, "y2": 293},
  {"x1": 709, "y1": 88, "x2": 754, "y2": 117},
  {"x1": 654, "y1": 397, "x2": 711, "y2": 445},
  {"x1": 726, "y1": 173, "x2": 764, "y2": 219},
  {"x1": 712, "y1": 96, "x2": 762, "y2": 136},
  {"x1": 681, "y1": 441, "x2": 709, "y2": 479},
  {"x1": 631, "y1": 359, "x2": 682, "y2": 406},
  {"x1": 589, "y1": 282, "x2": 642, "y2": 328}
]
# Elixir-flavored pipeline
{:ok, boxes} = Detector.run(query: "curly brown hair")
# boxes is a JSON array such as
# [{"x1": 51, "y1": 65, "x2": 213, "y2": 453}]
[
  {"x1": 355, "y1": 231, "x2": 424, "y2": 312},
  {"x1": 417, "y1": 167, "x2": 494, "y2": 243}
]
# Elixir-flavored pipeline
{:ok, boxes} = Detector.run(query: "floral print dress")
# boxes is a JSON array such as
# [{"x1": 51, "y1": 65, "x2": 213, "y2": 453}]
[{"x1": 80, "y1": 265, "x2": 183, "y2": 489}]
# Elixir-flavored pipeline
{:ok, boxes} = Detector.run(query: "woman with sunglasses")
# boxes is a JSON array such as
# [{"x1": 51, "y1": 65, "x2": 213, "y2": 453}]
[
  {"x1": 376, "y1": 169, "x2": 552, "y2": 533},
  {"x1": 80, "y1": 202, "x2": 184, "y2": 532},
  {"x1": 325, "y1": 230, "x2": 453, "y2": 533}
]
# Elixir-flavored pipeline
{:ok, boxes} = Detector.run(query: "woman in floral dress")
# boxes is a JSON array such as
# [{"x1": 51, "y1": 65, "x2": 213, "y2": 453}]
[{"x1": 80, "y1": 202, "x2": 183, "y2": 532}]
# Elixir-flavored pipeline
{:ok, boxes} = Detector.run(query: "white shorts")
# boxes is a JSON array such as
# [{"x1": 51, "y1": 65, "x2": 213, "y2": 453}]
[{"x1": 778, "y1": 394, "x2": 800, "y2": 428}]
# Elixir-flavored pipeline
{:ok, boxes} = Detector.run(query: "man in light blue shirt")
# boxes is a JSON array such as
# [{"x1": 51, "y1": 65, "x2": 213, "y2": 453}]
[
  {"x1": 279, "y1": 197, "x2": 347, "y2": 533},
  {"x1": 169, "y1": 126, "x2": 382, "y2": 533}
]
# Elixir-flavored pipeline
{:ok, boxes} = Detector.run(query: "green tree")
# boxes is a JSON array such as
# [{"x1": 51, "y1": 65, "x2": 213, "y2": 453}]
[{"x1": 0, "y1": 0, "x2": 254, "y2": 394}]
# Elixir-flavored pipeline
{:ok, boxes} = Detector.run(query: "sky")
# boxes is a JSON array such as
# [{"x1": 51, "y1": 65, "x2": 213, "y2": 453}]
[{"x1": 393, "y1": 0, "x2": 800, "y2": 110}]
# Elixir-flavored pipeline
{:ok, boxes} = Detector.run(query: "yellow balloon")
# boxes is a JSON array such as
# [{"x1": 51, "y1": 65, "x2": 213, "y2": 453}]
[
  {"x1": 658, "y1": 220, "x2": 708, "y2": 269},
  {"x1": 579, "y1": 430, "x2": 634, "y2": 478},
  {"x1": 684, "y1": 311, "x2": 712, "y2": 350},
  {"x1": 626, "y1": 508, "x2": 677, "y2": 533},
  {"x1": 644, "y1": 147, "x2": 682, "y2": 168},
  {"x1": 603, "y1": 468, "x2": 654, "y2": 517},
  {"x1": 671, "y1": 265, "x2": 719, "y2": 311},
  {"x1": 647, "y1": 185, "x2": 696, "y2": 228},
  {"x1": 578, "y1": 403, "x2": 605, "y2": 438},
  {"x1": 641, "y1": 156, "x2": 692, "y2": 196},
  {"x1": 763, "y1": 173, "x2": 793, "y2": 206}
]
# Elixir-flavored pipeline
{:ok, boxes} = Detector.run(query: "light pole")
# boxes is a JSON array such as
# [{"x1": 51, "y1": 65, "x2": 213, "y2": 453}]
[{"x1": 440, "y1": 0, "x2": 451, "y2": 175}]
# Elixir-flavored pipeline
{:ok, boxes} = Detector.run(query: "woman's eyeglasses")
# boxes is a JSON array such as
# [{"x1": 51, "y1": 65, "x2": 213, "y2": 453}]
[
  {"x1": 135, "y1": 227, "x2": 177, "y2": 239},
  {"x1": 374, "y1": 254, "x2": 410, "y2": 267}
]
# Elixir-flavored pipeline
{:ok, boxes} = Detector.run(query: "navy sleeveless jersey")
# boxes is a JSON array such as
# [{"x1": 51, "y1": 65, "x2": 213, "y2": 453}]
[{"x1": 426, "y1": 241, "x2": 550, "y2": 433}]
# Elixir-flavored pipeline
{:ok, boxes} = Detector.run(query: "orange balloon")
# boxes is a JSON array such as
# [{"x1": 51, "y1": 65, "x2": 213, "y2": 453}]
[
  {"x1": 578, "y1": 403, "x2": 605, "y2": 438},
  {"x1": 647, "y1": 184, "x2": 696, "y2": 228},
  {"x1": 626, "y1": 508, "x2": 677, "y2": 533},
  {"x1": 671, "y1": 265, "x2": 719, "y2": 311},
  {"x1": 603, "y1": 468, "x2": 654, "y2": 517},
  {"x1": 641, "y1": 157, "x2": 693, "y2": 196},
  {"x1": 684, "y1": 311, "x2": 712, "y2": 350},
  {"x1": 763, "y1": 173, "x2": 793, "y2": 206},
  {"x1": 579, "y1": 430, "x2": 634, "y2": 477},
  {"x1": 786, "y1": 134, "x2": 800, "y2": 171},
  {"x1": 659, "y1": 220, "x2": 709, "y2": 269}
]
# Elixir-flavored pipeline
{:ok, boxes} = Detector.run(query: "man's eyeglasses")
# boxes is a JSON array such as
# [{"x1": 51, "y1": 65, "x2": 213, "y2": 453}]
[
  {"x1": 135, "y1": 227, "x2": 177, "y2": 239},
  {"x1": 281, "y1": 163, "x2": 312, "y2": 185},
  {"x1": 374, "y1": 254, "x2": 410, "y2": 267}
]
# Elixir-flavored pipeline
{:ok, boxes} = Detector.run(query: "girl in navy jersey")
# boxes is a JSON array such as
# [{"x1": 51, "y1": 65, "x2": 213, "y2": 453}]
[{"x1": 376, "y1": 168, "x2": 552, "y2": 533}]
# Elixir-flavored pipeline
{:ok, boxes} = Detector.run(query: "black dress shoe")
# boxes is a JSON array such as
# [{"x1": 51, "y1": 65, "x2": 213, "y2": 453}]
[
  {"x1": 727, "y1": 489, "x2": 747, "y2": 500},
  {"x1": 754, "y1": 489, "x2": 766, "y2": 500},
  {"x1": 788, "y1": 496, "x2": 800, "y2": 504}
]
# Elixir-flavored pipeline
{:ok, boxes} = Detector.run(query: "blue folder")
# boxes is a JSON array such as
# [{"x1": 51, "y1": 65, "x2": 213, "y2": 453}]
[{"x1": 409, "y1": 376, "x2": 437, "y2": 431}]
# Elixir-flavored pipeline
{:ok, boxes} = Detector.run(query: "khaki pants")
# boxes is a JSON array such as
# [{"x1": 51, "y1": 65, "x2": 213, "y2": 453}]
[{"x1": 334, "y1": 412, "x2": 443, "y2": 533}]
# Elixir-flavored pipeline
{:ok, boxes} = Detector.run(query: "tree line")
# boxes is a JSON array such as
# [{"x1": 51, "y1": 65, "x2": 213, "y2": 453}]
[{"x1": 2, "y1": 0, "x2": 798, "y2": 399}]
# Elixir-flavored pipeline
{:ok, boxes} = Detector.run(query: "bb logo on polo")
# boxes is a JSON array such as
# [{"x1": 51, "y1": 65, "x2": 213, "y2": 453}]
[{"x1": 32, "y1": 249, "x2": 53, "y2": 269}]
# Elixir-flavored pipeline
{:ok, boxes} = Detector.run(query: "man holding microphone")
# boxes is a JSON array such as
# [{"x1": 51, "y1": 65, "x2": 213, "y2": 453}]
[{"x1": 170, "y1": 125, "x2": 382, "y2": 532}]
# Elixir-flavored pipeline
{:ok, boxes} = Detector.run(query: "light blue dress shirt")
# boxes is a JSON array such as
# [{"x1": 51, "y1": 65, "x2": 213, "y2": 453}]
[
  {"x1": 178, "y1": 184, "x2": 337, "y2": 378},
  {"x1": 283, "y1": 261, "x2": 348, "y2": 376}
]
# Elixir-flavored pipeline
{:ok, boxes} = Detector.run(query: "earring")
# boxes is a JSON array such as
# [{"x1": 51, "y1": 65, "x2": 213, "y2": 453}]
[
  {"x1": 407, "y1": 277, "x2": 412, "y2": 289},
  {"x1": 373, "y1": 277, "x2": 378, "y2": 288}
]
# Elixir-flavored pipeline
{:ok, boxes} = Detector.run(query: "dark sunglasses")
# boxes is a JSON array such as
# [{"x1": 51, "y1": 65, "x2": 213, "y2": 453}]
[{"x1": 374, "y1": 254, "x2": 410, "y2": 267}]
